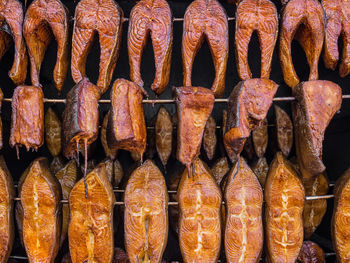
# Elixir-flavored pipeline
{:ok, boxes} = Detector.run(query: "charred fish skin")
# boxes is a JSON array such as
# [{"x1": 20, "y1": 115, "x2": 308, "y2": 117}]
[
  {"x1": 23, "y1": 0, "x2": 69, "y2": 93},
  {"x1": 107, "y1": 78, "x2": 147, "y2": 159},
  {"x1": 124, "y1": 160, "x2": 168, "y2": 263},
  {"x1": 265, "y1": 152, "x2": 305, "y2": 263},
  {"x1": 68, "y1": 163, "x2": 115, "y2": 263},
  {"x1": 279, "y1": 0, "x2": 325, "y2": 88},
  {"x1": 174, "y1": 86, "x2": 215, "y2": 171},
  {"x1": 10, "y1": 86, "x2": 44, "y2": 153},
  {"x1": 20, "y1": 157, "x2": 62, "y2": 263},
  {"x1": 224, "y1": 158, "x2": 263, "y2": 263},
  {"x1": 155, "y1": 106, "x2": 173, "y2": 168},
  {"x1": 235, "y1": 0, "x2": 278, "y2": 80},
  {"x1": 292, "y1": 80, "x2": 342, "y2": 178},
  {"x1": 224, "y1": 79, "x2": 278, "y2": 164},
  {"x1": 182, "y1": 0, "x2": 228, "y2": 98},
  {"x1": 128, "y1": 0, "x2": 172, "y2": 95},
  {"x1": 71, "y1": 0, "x2": 123, "y2": 95},
  {"x1": 0, "y1": 0, "x2": 27, "y2": 85}
]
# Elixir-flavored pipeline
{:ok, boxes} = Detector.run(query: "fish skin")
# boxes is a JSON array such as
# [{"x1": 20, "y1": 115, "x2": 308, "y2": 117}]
[
  {"x1": 128, "y1": 0, "x2": 172, "y2": 95},
  {"x1": 45, "y1": 107, "x2": 62, "y2": 157},
  {"x1": 252, "y1": 118, "x2": 268, "y2": 158},
  {"x1": 274, "y1": 105, "x2": 293, "y2": 158},
  {"x1": 155, "y1": 106, "x2": 173, "y2": 168},
  {"x1": 202, "y1": 115, "x2": 217, "y2": 161},
  {"x1": 297, "y1": 241, "x2": 325, "y2": 263},
  {"x1": 182, "y1": 0, "x2": 228, "y2": 98}
]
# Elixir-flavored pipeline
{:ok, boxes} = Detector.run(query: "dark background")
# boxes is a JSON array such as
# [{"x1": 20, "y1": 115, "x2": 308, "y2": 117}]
[{"x1": 2, "y1": 0, "x2": 350, "y2": 261}]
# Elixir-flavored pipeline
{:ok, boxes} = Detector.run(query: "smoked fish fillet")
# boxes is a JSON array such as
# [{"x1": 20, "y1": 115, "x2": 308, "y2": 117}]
[
  {"x1": 23, "y1": 0, "x2": 69, "y2": 93},
  {"x1": 71, "y1": 0, "x2": 123, "y2": 95},
  {"x1": 20, "y1": 157, "x2": 61, "y2": 263},
  {"x1": 128, "y1": 0, "x2": 172, "y2": 95},
  {"x1": 279, "y1": 0, "x2": 325, "y2": 88},
  {"x1": 224, "y1": 158, "x2": 263, "y2": 263},
  {"x1": 265, "y1": 152, "x2": 305, "y2": 263},
  {"x1": 68, "y1": 163, "x2": 115, "y2": 263},
  {"x1": 178, "y1": 158, "x2": 222, "y2": 263},
  {"x1": 124, "y1": 160, "x2": 168, "y2": 263},
  {"x1": 235, "y1": 0, "x2": 278, "y2": 80},
  {"x1": 182, "y1": 0, "x2": 228, "y2": 98}
]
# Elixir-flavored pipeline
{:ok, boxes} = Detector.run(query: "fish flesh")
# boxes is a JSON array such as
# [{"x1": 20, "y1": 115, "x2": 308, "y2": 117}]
[
  {"x1": 298, "y1": 241, "x2": 325, "y2": 263},
  {"x1": 178, "y1": 158, "x2": 222, "y2": 263},
  {"x1": 265, "y1": 152, "x2": 305, "y2": 263},
  {"x1": 224, "y1": 79, "x2": 278, "y2": 163},
  {"x1": 101, "y1": 111, "x2": 118, "y2": 160},
  {"x1": 23, "y1": 0, "x2": 69, "y2": 93},
  {"x1": 124, "y1": 160, "x2": 168, "y2": 263},
  {"x1": 69, "y1": 163, "x2": 115, "y2": 263},
  {"x1": 182, "y1": 0, "x2": 228, "y2": 98},
  {"x1": 0, "y1": 0, "x2": 27, "y2": 85},
  {"x1": 279, "y1": 0, "x2": 325, "y2": 88},
  {"x1": 251, "y1": 157, "x2": 269, "y2": 187},
  {"x1": 20, "y1": 157, "x2": 61, "y2": 263},
  {"x1": 252, "y1": 118, "x2": 268, "y2": 158},
  {"x1": 155, "y1": 106, "x2": 172, "y2": 168},
  {"x1": 128, "y1": 0, "x2": 172, "y2": 95},
  {"x1": 202, "y1": 115, "x2": 217, "y2": 161},
  {"x1": 235, "y1": 0, "x2": 278, "y2": 80},
  {"x1": 274, "y1": 105, "x2": 293, "y2": 157},
  {"x1": 224, "y1": 158, "x2": 263, "y2": 263},
  {"x1": 71, "y1": 0, "x2": 123, "y2": 95},
  {"x1": 292, "y1": 80, "x2": 342, "y2": 178},
  {"x1": 45, "y1": 107, "x2": 62, "y2": 157}
]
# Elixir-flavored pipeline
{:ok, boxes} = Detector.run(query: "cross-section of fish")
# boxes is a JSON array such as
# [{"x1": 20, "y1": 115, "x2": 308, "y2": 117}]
[
  {"x1": 235, "y1": 0, "x2": 278, "y2": 80},
  {"x1": 182, "y1": 0, "x2": 228, "y2": 98},
  {"x1": 20, "y1": 157, "x2": 61, "y2": 263},
  {"x1": 279, "y1": 0, "x2": 324, "y2": 88},
  {"x1": 224, "y1": 79, "x2": 278, "y2": 164},
  {"x1": 202, "y1": 115, "x2": 217, "y2": 161},
  {"x1": 175, "y1": 86, "x2": 215, "y2": 174},
  {"x1": 298, "y1": 241, "x2": 325, "y2": 263},
  {"x1": 155, "y1": 106, "x2": 172, "y2": 168},
  {"x1": 265, "y1": 152, "x2": 305, "y2": 263},
  {"x1": 322, "y1": 0, "x2": 350, "y2": 77},
  {"x1": 0, "y1": 0, "x2": 27, "y2": 85},
  {"x1": 274, "y1": 105, "x2": 293, "y2": 157},
  {"x1": 292, "y1": 80, "x2": 341, "y2": 178},
  {"x1": 68, "y1": 163, "x2": 115, "y2": 263},
  {"x1": 107, "y1": 79, "x2": 147, "y2": 161},
  {"x1": 23, "y1": 0, "x2": 69, "y2": 93},
  {"x1": 224, "y1": 158, "x2": 263, "y2": 263},
  {"x1": 45, "y1": 107, "x2": 62, "y2": 157},
  {"x1": 124, "y1": 160, "x2": 168, "y2": 263},
  {"x1": 10, "y1": 86, "x2": 44, "y2": 156},
  {"x1": 128, "y1": 0, "x2": 172, "y2": 95},
  {"x1": 71, "y1": 0, "x2": 123, "y2": 95}
]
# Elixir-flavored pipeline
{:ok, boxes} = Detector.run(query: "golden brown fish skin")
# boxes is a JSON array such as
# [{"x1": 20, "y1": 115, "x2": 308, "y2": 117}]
[
  {"x1": 71, "y1": 0, "x2": 123, "y2": 95},
  {"x1": 45, "y1": 107, "x2": 62, "y2": 157},
  {"x1": 20, "y1": 157, "x2": 61, "y2": 263},
  {"x1": 224, "y1": 158, "x2": 263, "y2": 263},
  {"x1": 0, "y1": 0, "x2": 27, "y2": 85},
  {"x1": 274, "y1": 105, "x2": 293, "y2": 157},
  {"x1": 279, "y1": 0, "x2": 324, "y2": 88},
  {"x1": 251, "y1": 156, "x2": 269, "y2": 187},
  {"x1": 156, "y1": 106, "x2": 173, "y2": 168},
  {"x1": 265, "y1": 152, "x2": 305, "y2": 263},
  {"x1": 69, "y1": 163, "x2": 115, "y2": 263},
  {"x1": 101, "y1": 112, "x2": 118, "y2": 160},
  {"x1": 113, "y1": 159, "x2": 123, "y2": 187},
  {"x1": 211, "y1": 156, "x2": 230, "y2": 185},
  {"x1": 50, "y1": 155, "x2": 65, "y2": 174},
  {"x1": 55, "y1": 160, "x2": 78, "y2": 248},
  {"x1": 23, "y1": 0, "x2": 68, "y2": 93},
  {"x1": 298, "y1": 241, "x2": 325, "y2": 263},
  {"x1": 10, "y1": 86, "x2": 44, "y2": 153},
  {"x1": 128, "y1": 0, "x2": 172, "y2": 95},
  {"x1": 322, "y1": 0, "x2": 350, "y2": 77},
  {"x1": 182, "y1": 0, "x2": 228, "y2": 98},
  {"x1": 124, "y1": 160, "x2": 168, "y2": 263},
  {"x1": 175, "y1": 86, "x2": 215, "y2": 172},
  {"x1": 178, "y1": 158, "x2": 222, "y2": 263},
  {"x1": 235, "y1": 0, "x2": 278, "y2": 80},
  {"x1": 202, "y1": 115, "x2": 217, "y2": 161},
  {"x1": 292, "y1": 80, "x2": 342, "y2": 178},
  {"x1": 107, "y1": 79, "x2": 147, "y2": 160},
  {"x1": 303, "y1": 173, "x2": 328, "y2": 239},
  {"x1": 62, "y1": 78, "x2": 100, "y2": 159},
  {"x1": 252, "y1": 118, "x2": 268, "y2": 158},
  {"x1": 224, "y1": 79, "x2": 278, "y2": 163}
]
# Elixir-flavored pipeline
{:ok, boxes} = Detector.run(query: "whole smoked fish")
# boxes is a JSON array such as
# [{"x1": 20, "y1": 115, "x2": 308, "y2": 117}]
[
  {"x1": 124, "y1": 160, "x2": 168, "y2": 263},
  {"x1": 182, "y1": 0, "x2": 228, "y2": 97},
  {"x1": 20, "y1": 157, "x2": 61, "y2": 263},
  {"x1": 178, "y1": 158, "x2": 222, "y2": 263},
  {"x1": 71, "y1": 0, "x2": 123, "y2": 94},
  {"x1": 128, "y1": 0, "x2": 172, "y2": 95},
  {"x1": 202, "y1": 115, "x2": 217, "y2": 161},
  {"x1": 235, "y1": 0, "x2": 278, "y2": 80},
  {"x1": 298, "y1": 241, "x2": 325, "y2": 263},
  {"x1": 69, "y1": 163, "x2": 115, "y2": 263},
  {"x1": 155, "y1": 106, "x2": 173, "y2": 168},
  {"x1": 265, "y1": 152, "x2": 305, "y2": 263},
  {"x1": 224, "y1": 158, "x2": 263, "y2": 263},
  {"x1": 274, "y1": 105, "x2": 293, "y2": 157},
  {"x1": 45, "y1": 107, "x2": 62, "y2": 157}
]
